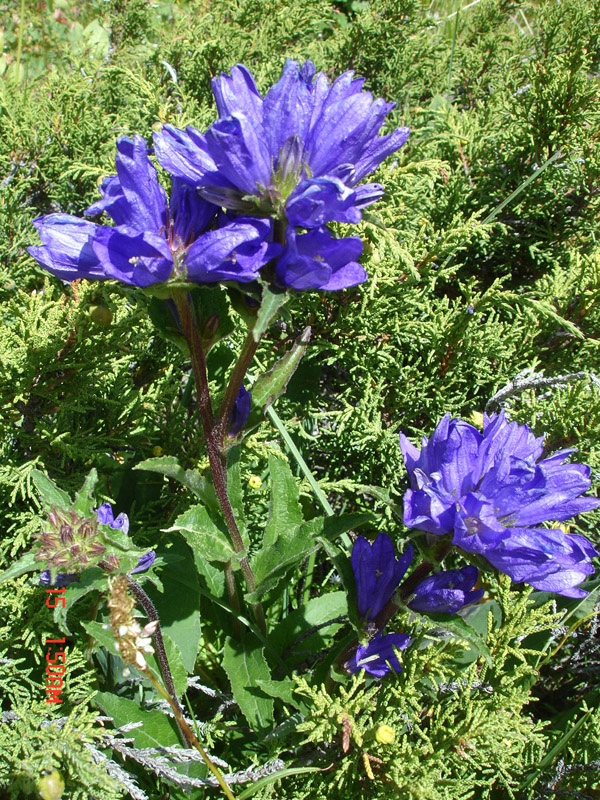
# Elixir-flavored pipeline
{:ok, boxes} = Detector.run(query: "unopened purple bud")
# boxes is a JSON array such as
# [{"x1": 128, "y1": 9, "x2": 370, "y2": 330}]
[
  {"x1": 131, "y1": 550, "x2": 156, "y2": 574},
  {"x1": 277, "y1": 134, "x2": 304, "y2": 179},
  {"x1": 228, "y1": 385, "x2": 252, "y2": 437},
  {"x1": 40, "y1": 570, "x2": 78, "y2": 588},
  {"x1": 59, "y1": 525, "x2": 74, "y2": 546},
  {"x1": 104, "y1": 553, "x2": 120, "y2": 570},
  {"x1": 48, "y1": 509, "x2": 61, "y2": 528},
  {"x1": 78, "y1": 522, "x2": 96, "y2": 540}
]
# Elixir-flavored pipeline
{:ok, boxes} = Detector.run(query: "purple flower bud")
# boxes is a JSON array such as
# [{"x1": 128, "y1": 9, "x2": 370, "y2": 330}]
[
  {"x1": 131, "y1": 551, "x2": 156, "y2": 574},
  {"x1": 351, "y1": 533, "x2": 412, "y2": 622},
  {"x1": 409, "y1": 566, "x2": 484, "y2": 615},
  {"x1": 228, "y1": 385, "x2": 252, "y2": 437}
]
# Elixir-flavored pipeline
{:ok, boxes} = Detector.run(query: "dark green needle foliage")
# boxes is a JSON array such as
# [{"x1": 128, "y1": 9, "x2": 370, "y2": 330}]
[{"x1": 0, "y1": 0, "x2": 599, "y2": 798}]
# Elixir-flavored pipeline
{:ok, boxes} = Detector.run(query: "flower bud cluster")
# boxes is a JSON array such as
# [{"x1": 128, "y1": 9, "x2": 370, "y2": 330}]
[
  {"x1": 107, "y1": 574, "x2": 157, "y2": 676},
  {"x1": 35, "y1": 507, "x2": 106, "y2": 572}
]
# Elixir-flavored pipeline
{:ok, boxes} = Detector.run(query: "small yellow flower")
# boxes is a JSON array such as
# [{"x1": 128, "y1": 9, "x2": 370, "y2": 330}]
[
  {"x1": 153, "y1": 445, "x2": 163, "y2": 457},
  {"x1": 375, "y1": 724, "x2": 395, "y2": 745},
  {"x1": 248, "y1": 475, "x2": 262, "y2": 489}
]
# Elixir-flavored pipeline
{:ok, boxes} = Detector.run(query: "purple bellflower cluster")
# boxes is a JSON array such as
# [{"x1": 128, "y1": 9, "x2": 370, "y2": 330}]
[
  {"x1": 400, "y1": 412, "x2": 600, "y2": 598},
  {"x1": 29, "y1": 60, "x2": 408, "y2": 293},
  {"x1": 29, "y1": 136, "x2": 278, "y2": 287},
  {"x1": 347, "y1": 532, "x2": 484, "y2": 676}
]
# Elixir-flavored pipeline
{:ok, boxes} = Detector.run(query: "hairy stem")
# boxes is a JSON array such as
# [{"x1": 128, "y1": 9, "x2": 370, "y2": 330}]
[
  {"x1": 127, "y1": 577, "x2": 192, "y2": 747},
  {"x1": 171, "y1": 291, "x2": 265, "y2": 635},
  {"x1": 144, "y1": 669, "x2": 236, "y2": 800}
]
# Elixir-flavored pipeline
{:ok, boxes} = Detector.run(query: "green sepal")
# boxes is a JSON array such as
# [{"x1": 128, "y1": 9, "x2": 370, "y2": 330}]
[{"x1": 147, "y1": 297, "x2": 189, "y2": 355}]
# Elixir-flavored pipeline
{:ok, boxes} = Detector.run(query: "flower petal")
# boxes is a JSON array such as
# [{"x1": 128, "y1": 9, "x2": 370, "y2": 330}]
[
  {"x1": 92, "y1": 227, "x2": 174, "y2": 287},
  {"x1": 29, "y1": 214, "x2": 105, "y2": 281},
  {"x1": 212, "y1": 64, "x2": 263, "y2": 123},
  {"x1": 184, "y1": 218, "x2": 279, "y2": 283},
  {"x1": 276, "y1": 227, "x2": 365, "y2": 291}
]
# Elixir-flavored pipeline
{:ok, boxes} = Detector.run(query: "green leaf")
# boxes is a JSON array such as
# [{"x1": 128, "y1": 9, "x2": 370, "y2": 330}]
[
  {"x1": 222, "y1": 635, "x2": 274, "y2": 732},
  {"x1": 142, "y1": 535, "x2": 202, "y2": 673},
  {"x1": 144, "y1": 632, "x2": 188, "y2": 697},
  {"x1": 314, "y1": 537, "x2": 359, "y2": 626},
  {"x1": 236, "y1": 767, "x2": 324, "y2": 800},
  {"x1": 190, "y1": 284, "x2": 235, "y2": 349},
  {"x1": 263, "y1": 455, "x2": 303, "y2": 549},
  {"x1": 134, "y1": 456, "x2": 219, "y2": 513},
  {"x1": 248, "y1": 513, "x2": 370, "y2": 603},
  {"x1": 316, "y1": 512, "x2": 374, "y2": 543},
  {"x1": 0, "y1": 550, "x2": 40, "y2": 585},
  {"x1": 422, "y1": 613, "x2": 493, "y2": 666},
  {"x1": 165, "y1": 504, "x2": 237, "y2": 563},
  {"x1": 72, "y1": 469, "x2": 98, "y2": 517},
  {"x1": 255, "y1": 679, "x2": 305, "y2": 711},
  {"x1": 94, "y1": 692, "x2": 181, "y2": 748},
  {"x1": 248, "y1": 525, "x2": 313, "y2": 603},
  {"x1": 54, "y1": 568, "x2": 106, "y2": 634},
  {"x1": 246, "y1": 327, "x2": 311, "y2": 431},
  {"x1": 252, "y1": 284, "x2": 287, "y2": 341},
  {"x1": 226, "y1": 446, "x2": 248, "y2": 548},
  {"x1": 270, "y1": 591, "x2": 348, "y2": 664},
  {"x1": 81, "y1": 619, "x2": 120, "y2": 657},
  {"x1": 31, "y1": 470, "x2": 71, "y2": 511}
]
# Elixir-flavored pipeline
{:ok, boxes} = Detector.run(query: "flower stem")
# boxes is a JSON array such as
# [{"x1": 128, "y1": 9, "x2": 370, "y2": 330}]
[
  {"x1": 171, "y1": 291, "x2": 265, "y2": 635},
  {"x1": 144, "y1": 669, "x2": 236, "y2": 800},
  {"x1": 127, "y1": 577, "x2": 192, "y2": 747}
]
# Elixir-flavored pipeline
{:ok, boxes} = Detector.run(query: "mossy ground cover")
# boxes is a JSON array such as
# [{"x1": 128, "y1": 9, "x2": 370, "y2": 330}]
[{"x1": 1, "y1": 1, "x2": 599, "y2": 799}]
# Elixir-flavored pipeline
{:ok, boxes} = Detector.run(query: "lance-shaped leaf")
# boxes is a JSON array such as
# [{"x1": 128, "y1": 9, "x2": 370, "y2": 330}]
[
  {"x1": 0, "y1": 551, "x2": 40, "y2": 585},
  {"x1": 419, "y1": 612, "x2": 493, "y2": 666},
  {"x1": 263, "y1": 455, "x2": 303, "y2": 550},
  {"x1": 247, "y1": 512, "x2": 372, "y2": 603},
  {"x1": 31, "y1": 470, "x2": 71, "y2": 512},
  {"x1": 72, "y1": 469, "x2": 98, "y2": 517},
  {"x1": 222, "y1": 635, "x2": 274, "y2": 732},
  {"x1": 134, "y1": 455, "x2": 219, "y2": 514},
  {"x1": 54, "y1": 567, "x2": 107, "y2": 634},
  {"x1": 95, "y1": 693, "x2": 181, "y2": 748},
  {"x1": 164, "y1": 503, "x2": 237, "y2": 563},
  {"x1": 252, "y1": 283, "x2": 288, "y2": 341},
  {"x1": 244, "y1": 327, "x2": 311, "y2": 434}
]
